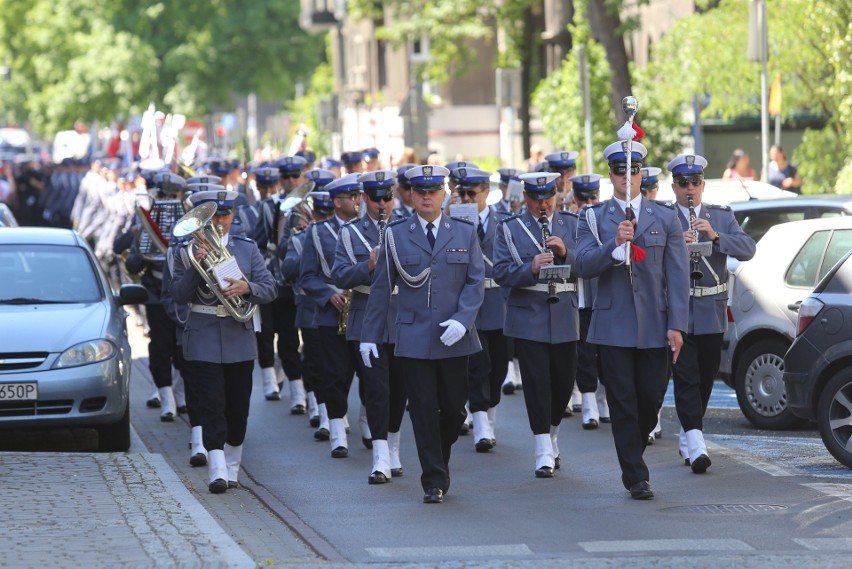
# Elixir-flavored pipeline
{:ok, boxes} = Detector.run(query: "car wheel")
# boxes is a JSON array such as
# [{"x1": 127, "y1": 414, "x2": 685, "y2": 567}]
[
  {"x1": 734, "y1": 338, "x2": 804, "y2": 430},
  {"x1": 97, "y1": 399, "x2": 130, "y2": 452},
  {"x1": 816, "y1": 369, "x2": 852, "y2": 468}
]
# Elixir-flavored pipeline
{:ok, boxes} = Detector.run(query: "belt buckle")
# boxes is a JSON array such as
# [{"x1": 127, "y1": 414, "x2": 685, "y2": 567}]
[{"x1": 215, "y1": 305, "x2": 228, "y2": 318}]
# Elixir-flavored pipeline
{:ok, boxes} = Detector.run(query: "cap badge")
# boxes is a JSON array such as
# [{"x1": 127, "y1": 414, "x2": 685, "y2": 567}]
[
  {"x1": 285, "y1": 157, "x2": 293, "y2": 165},
  {"x1": 621, "y1": 141, "x2": 629, "y2": 152},
  {"x1": 536, "y1": 176, "x2": 547, "y2": 186},
  {"x1": 217, "y1": 191, "x2": 226, "y2": 201},
  {"x1": 423, "y1": 166, "x2": 433, "y2": 177},
  {"x1": 376, "y1": 172, "x2": 385, "y2": 183},
  {"x1": 686, "y1": 155, "x2": 695, "y2": 169},
  {"x1": 582, "y1": 175, "x2": 590, "y2": 184},
  {"x1": 459, "y1": 168, "x2": 467, "y2": 178},
  {"x1": 561, "y1": 152, "x2": 569, "y2": 160}
]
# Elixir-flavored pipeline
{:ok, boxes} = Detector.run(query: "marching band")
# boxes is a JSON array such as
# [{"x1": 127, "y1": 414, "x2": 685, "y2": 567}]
[{"x1": 33, "y1": 105, "x2": 756, "y2": 504}]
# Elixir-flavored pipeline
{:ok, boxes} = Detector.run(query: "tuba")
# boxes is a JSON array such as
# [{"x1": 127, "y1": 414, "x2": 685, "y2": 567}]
[{"x1": 172, "y1": 202, "x2": 257, "y2": 323}]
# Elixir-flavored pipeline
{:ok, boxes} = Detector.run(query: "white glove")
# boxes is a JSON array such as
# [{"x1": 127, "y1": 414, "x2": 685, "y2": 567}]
[
  {"x1": 359, "y1": 342, "x2": 378, "y2": 368},
  {"x1": 439, "y1": 319, "x2": 466, "y2": 347}
]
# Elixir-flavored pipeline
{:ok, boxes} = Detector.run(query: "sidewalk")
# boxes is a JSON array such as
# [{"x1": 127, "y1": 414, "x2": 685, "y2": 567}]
[{"x1": 0, "y1": 321, "x2": 316, "y2": 569}]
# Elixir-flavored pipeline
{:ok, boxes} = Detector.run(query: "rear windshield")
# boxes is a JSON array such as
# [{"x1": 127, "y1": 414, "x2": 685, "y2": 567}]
[{"x1": 0, "y1": 244, "x2": 103, "y2": 303}]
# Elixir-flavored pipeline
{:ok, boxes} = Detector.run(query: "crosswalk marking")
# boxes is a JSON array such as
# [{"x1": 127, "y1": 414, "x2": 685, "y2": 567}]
[
  {"x1": 794, "y1": 538, "x2": 852, "y2": 551},
  {"x1": 578, "y1": 539, "x2": 753, "y2": 553},
  {"x1": 662, "y1": 380, "x2": 738, "y2": 409},
  {"x1": 366, "y1": 544, "x2": 533, "y2": 558}
]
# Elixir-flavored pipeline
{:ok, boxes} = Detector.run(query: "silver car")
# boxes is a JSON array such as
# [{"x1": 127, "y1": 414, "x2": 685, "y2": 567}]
[
  {"x1": 721, "y1": 216, "x2": 852, "y2": 429},
  {"x1": 0, "y1": 227, "x2": 146, "y2": 451}
]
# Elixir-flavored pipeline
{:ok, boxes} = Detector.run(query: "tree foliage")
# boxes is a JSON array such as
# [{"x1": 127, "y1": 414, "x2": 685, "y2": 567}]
[
  {"x1": 0, "y1": 0, "x2": 325, "y2": 137},
  {"x1": 634, "y1": 0, "x2": 851, "y2": 193}
]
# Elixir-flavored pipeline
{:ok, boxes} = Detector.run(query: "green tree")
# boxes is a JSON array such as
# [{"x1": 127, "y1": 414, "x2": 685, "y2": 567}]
[
  {"x1": 0, "y1": 0, "x2": 325, "y2": 138},
  {"x1": 634, "y1": 0, "x2": 851, "y2": 193}
]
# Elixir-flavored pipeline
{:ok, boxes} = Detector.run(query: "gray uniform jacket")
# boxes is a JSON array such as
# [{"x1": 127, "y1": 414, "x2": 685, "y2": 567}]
[
  {"x1": 300, "y1": 218, "x2": 344, "y2": 328},
  {"x1": 361, "y1": 214, "x2": 486, "y2": 359},
  {"x1": 679, "y1": 203, "x2": 756, "y2": 335},
  {"x1": 493, "y1": 209, "x2": 579, "y2": 343},
  {"x1": 474, "y1": 206, "x2": 508, "y2": 332},
  {"x1": 332, "y1": 215, "x2": 400, "y2": 343},
  {"x1": 575, "y1": 197, "x2": 689, "y2": 348},
  {"x1": 283, "y1": 229, "x2": 317, "y2": 330},
  {"x1": 171, "y1": 234, "x2": 278, "y2": 363}
]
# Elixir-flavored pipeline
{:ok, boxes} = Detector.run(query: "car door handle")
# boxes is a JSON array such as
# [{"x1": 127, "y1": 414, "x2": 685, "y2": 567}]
[{"x1": 787, "y1": 301, "x2": 802, "y2": 312}]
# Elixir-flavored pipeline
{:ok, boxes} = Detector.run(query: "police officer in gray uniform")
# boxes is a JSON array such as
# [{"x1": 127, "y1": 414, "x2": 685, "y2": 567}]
[
  {"x1": 393, "y1": 164, "x2": 417, "y2": 219},
  {"x1": 493, "y1": 172, "x2": 579, "y2": 477},
  {"x1": 360, "y1": 165, "x2": 485, "y2": 504},
  {"x1": 667, "y1": 154, "x2": 756, "y2": 472},
  {"x1": 575, "y1": 141, "x2": 689, "y2": 500},
  {"x1": 453, "y1": 167, "x2": 509, "y2": 453},
  {"x1": 300, "y1": 173, "x2": 362, "y2": 458},
  {"x1": 333, "y1": 169, "x2": 406, "y2": 484},
  {"x1": 171, "y1": 188, "x2": 277, "y2": 494},
  {"x1": 282, "y1": 169, "x2": 338, "y2": 433}
]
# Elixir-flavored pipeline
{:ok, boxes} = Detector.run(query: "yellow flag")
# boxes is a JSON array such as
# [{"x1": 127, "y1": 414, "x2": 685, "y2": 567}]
[{"x1": 768, "y1": 74, "x2": 782, "y2": 116}]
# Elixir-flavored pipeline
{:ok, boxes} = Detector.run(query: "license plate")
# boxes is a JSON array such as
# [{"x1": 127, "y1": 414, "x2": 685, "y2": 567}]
[{"x1": 0, "y1": 382, "x2": 38, "y2": 400}]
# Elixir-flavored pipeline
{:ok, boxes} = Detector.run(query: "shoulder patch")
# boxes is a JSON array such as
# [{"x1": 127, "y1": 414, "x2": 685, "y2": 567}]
[
  {"x1": 557, "y1": 210, "x2": 579, "y2": 219},
  {"x1": 653, "y1": 200, "x2": 675, "y2": 209},
  {"x1": 233, "y1": 235, "x2": 255, "y2": 243},
  {"x1": 498, "y1": 212, "x2": 522, "y2": 224},
  {"x1": 706, "y1": 203, "x2": 732, "y2": 211},
  {"x1": 450, "y1": 216, "x2": 474, "y2": 226},
  {"x1": 388, "y1": 217, "x2": 408, "y2": 227},
  {"x1": 342, "y1": 218, "x2": 358, "y2": 227}
]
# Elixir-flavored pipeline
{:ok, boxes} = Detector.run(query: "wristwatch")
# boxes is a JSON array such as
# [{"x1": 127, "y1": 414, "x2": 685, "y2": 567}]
[{"x1": 712, "y1": 232, "x2": 720, "y2": 245}]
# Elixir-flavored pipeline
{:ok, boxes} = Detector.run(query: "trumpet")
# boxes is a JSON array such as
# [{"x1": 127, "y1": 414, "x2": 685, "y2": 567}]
[
  {"x1": 539, "y1": 209, "x2": 559, "y2": 304},
  {"x1": 687, "y1": 195, "x2": 704, "y2": 280},
  {"x1": 172, "y1": 202, "x2": 257, "y2": 323}
]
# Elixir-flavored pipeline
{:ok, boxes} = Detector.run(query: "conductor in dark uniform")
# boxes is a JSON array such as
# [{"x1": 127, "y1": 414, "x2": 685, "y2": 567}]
[
  {"x1": 170, "y1": 188, "x2": 277, "y2": 493},
  {"x1": 575, "y1": 141, "x2": 689, "y2": 500},
  {"x1": 667, "y1": 154, "x2": 756, "y2": 473},
  {"x1": 360, "y1": 165, "x2": 485, "y2": 504}
]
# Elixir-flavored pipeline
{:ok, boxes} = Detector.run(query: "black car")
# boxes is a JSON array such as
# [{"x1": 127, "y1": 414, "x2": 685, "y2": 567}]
[{"x1": 783, "y1": 249, "x2": 852, "y2": 467}]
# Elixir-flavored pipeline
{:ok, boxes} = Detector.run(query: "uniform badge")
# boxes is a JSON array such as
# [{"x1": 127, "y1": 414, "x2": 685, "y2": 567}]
[
  {"x1": 646, "y1": 208, "x2": 652, "y2": 213},
  {"x1": 217, "y1": 191, "x2": 226, "y2": 202},
  {"x1": 285, "y1": 157, "x2": 293, "y2": 165},
  {"x1": 376, "y1": 172, "x2": 385, "y2": 183},
  {"x1": 537, "y1": 176, "x2": 547, "y2": 186},
  {"x1": 459, "y1": 168, "x2": 467, "y2": 178},
  {"x1": 444, "y1": 222, "x2": 450, "y2": 229},
  {"x1": 561, "y1": 152, "x2": 569, "y2": 160},
  {"x1": 410, "y1": 223, "x2": 416, "y2": 230},
  {"x1": 621, "y1": 141, "x2": 629, "y2": 152},
  {"x1": 686, "y1": 155, "x2": 695, "y2": 170},
  {"x1": 557, "y1": 218, "x2": 564, "y2": 226},
  {"x1": 423, "y1": 166, "x2": 433, "y2": 177},
  {"x1": 609, "y1": 206, "x2": 615, "y2": 212},
  {"x1": 582, "y1": 175, "x2": 590, "y2": 184}
]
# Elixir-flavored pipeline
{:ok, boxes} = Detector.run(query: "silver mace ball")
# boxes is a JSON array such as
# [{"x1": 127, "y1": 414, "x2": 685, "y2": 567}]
[{"x1": 623, "y1": 96, "x2": 639, "y2": 120}]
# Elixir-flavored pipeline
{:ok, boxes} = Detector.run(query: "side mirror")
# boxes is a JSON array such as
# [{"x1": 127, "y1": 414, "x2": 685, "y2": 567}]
[{"x1": 117, "y1": 284, "x2": 148, "y2": 305}]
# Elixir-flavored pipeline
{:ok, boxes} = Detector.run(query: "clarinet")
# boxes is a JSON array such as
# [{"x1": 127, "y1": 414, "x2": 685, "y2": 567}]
[
  {"x1": 687, "y1": 195, "x2": 704, "y2": 280},
  {"x1": 377, "y1": 209, "x2": 386, "y2": 248},
  {"x1": 539, "y1": 209, "x2": 559, "y2": 304}
]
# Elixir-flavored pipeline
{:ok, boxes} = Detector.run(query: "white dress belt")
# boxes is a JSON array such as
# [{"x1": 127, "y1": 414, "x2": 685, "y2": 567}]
[
  {"x1": 690, "y1": 283, "x2": 728, "y2": 298},
  {"x1": 190, "y1": 304, "x2": 228, "y2": 318},
  {"x1": 522, "y1": 282, "x2": 577, "y2": 294}
]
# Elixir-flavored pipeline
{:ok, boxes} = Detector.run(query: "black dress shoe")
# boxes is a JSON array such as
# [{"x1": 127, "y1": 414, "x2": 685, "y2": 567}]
[
  {"x1": 331, "y1": 446, "x2": 348, "y2": 458},
  {"x1": 600, "y1": 416, "x2": 611, "y2": 424},
  {"x1": 291, "y1": 404, "x2": 306, "y2": 415},
  {"x1": 554, "y1": 455, "x2": 561, "y2": 470},
  {"x1": 423, "y1": 488, "x2": 443, "y2": 504},
  {"x1": 582, "y1": 418, "x2": 599, "y2": 430},
  {"x1": 475, "y1": 438, "x2": 494, "y2": 453},
  {"x1": 654, "y1": 429, "x2": 662, "y2": 439},
  {"x1": 189, "y1": 453, "x2": 207, "y2": 467},
  {"x1": 362, "y1": 437, "x2": 373, "y2": 449},
  {"x1": 228, "y1": 480, "x2": 239, "y2": 489},
  {"x1": 572, "y1": 404, "x2": 582, "y2": 412},
  {"x1": 562, "y1": 407, "x2": 573, "y2": 418},
  {"x1": 265, "y1": 392, "x2": 281, "y2": 401},
  {"x1": 146, "y1": 397, "x2": 161, "y2": 409},
  {"x1": 391, "y1": 467, "x2": 404, "y2": 477},
  {"x1": 502, "y1": 383, "x2": 515, "y2": 395},
  {"x1": 368, "y1": 471, "x2": 389, "y2": 485},
  {"x1": 629, "y1": 481, "x2": 654, "y2": 500},
  {"x1": 646, "y1": 435, "x2": 655, "y2": 445},
  {"x1": 459, "y1": 422, "x2": 471, "y2": 436},
  {"x1": 314, "y1": 427, "x2": 329, "y2": 441},
  {"x1": 176, "y1": 405, "x2": 187, "y2": 414},
  {"x1": 160, "y1": 412, "x2": 175, "y2": 422},
  {"x1": 691, "y1": 454, "x2": 711, "y2": 474},
  {"x1": 309, "y1": 415, "x2": 320, "y2": 428},
  {"x1": 535, "y1": 466, "x2": 554, "y2": 478},
  {"x1": 684, "y1": 458, "x2": 691, "y2": 466},
  {"x1": 208, "y1": 479, "x2": 228, "y2": 494}
]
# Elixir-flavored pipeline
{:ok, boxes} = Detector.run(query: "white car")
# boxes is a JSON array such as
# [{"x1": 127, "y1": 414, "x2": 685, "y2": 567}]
[{"x1": 721, "y1": 216, "x2": 852, "y2": 429}]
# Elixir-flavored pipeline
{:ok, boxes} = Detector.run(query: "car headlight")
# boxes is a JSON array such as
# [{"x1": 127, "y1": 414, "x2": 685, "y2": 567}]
[{"x1": 52, "y1": 340, "x2": 117, "y2": 369}]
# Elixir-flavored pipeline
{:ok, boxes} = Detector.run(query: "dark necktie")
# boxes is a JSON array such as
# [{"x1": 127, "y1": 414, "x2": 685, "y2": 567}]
[
  {"x1": 477, "y1": 222, "x2": 485, "y2": 242},
  {"x1": 426, "y1": 222, "x2": 436, "y2": 249}
]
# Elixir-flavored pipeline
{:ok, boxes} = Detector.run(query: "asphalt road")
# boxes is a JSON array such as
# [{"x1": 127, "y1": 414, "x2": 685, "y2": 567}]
[{"x1": 3, "y1": 322, "x2": 851, "y2": 568}]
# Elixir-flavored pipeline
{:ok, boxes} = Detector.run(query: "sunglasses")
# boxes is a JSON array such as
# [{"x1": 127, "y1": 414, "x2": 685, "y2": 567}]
[
  {"x1": 280, "y1": 172, "x2": 301, "y2": 179},
  {"x1": 610, "y1": 164, "x2": 641, "y2": 176},
  {"x1": 370, "y1": 195, "x2": 394, "y2": 203},
  {"x1": 674, "y1": 176, "x2": 704, "y2": 188},
  {"x1": 458, "y1": 189, "x2": 482, "y2": 198}
]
